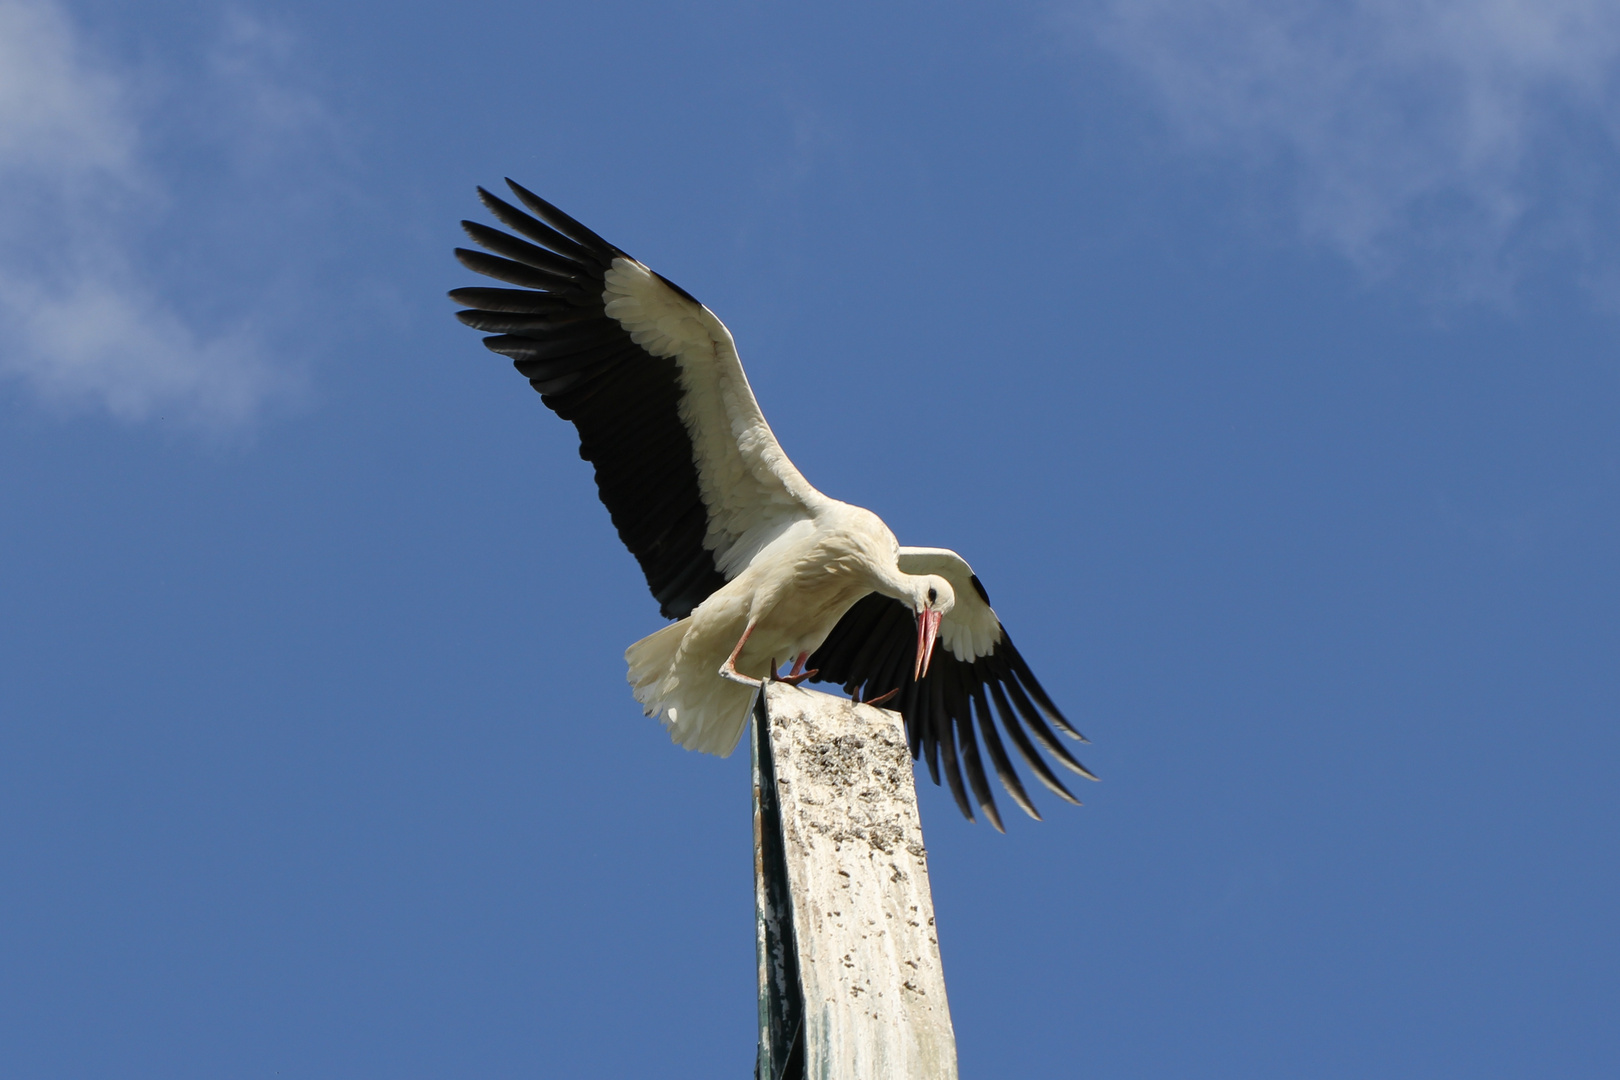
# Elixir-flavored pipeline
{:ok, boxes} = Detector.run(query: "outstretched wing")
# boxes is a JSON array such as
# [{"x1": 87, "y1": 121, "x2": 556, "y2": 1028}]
[
  {"x1": 807, "y1": 547, "x2": 1096, "y2": 831},
  {"x1": 451, "y1": 180, "x2": 827, "y2": 618}
]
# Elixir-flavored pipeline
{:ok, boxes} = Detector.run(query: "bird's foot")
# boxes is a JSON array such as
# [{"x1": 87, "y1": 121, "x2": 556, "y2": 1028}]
[
  {"x1": 719, "y1": 663, "x2": 763, "y2": 687},
  {"x1": 763, "y1": 657, "x2": 817, "y2": 686},
  {"x1": 861, "y1": 687, "x2": 901, "y2": 707}
]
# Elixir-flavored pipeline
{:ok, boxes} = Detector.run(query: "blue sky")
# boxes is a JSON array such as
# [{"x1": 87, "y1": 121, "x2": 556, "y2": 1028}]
[{"x1": 2, "y1": 1, "x2": 1617, "y2": 1076}]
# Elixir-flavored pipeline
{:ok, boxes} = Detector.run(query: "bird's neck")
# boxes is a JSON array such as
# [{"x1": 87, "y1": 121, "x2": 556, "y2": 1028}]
[{"x1": 865, "y1": 561, "x2": 921, "y2": 608}]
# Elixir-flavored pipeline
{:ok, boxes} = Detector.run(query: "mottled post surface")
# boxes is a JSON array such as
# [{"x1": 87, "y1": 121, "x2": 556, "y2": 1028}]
[{"x1": 753, "y1": 682, "x2": 958, "y2": 1080}]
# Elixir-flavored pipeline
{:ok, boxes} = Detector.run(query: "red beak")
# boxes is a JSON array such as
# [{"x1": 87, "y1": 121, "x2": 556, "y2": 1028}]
[{"x1": 914, "y1": 609, "x2": 943, "y2": 681}]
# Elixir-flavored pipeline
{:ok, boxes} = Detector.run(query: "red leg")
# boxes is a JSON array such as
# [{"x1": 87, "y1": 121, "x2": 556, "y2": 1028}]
[
  {"x1": 775, "y1": 650, "x2": 818, "y2": 686},
  {"x1": 862, "y1": 687, "x2": 900, "y2": 707},
  {"x1": 718, "y1": 621, "x2": 762, "y2": 686}
]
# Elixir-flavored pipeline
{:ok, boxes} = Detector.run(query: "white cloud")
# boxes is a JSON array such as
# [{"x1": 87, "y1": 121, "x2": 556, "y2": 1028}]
[
  {"x1": 1088, "y1": 0, "x2": 1620, "y2": 301},
  {"x1": 0, "y1": 0, "x2": 131, "y2": 178},
  {"x1": 0, "y1": 270, "x2": 281, "y2": 427},
  {"x1": 0, "y1": 0, "x2": 323, "y2": 430}
]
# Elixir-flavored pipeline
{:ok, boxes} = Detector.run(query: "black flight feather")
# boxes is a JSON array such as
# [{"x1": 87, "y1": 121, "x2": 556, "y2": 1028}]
[{"x1": 450, "y1": 187, "x2": 727, "y2": 620}]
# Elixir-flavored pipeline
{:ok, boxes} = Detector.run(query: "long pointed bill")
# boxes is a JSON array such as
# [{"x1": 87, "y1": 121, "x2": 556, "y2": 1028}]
[{"x1": 914, "y1": 609, "x2": 943, "y2": 681}]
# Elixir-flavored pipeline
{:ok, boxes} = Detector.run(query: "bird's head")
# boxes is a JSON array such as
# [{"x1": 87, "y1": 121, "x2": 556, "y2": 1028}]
[{"x1": 905, "y1": 574, "x2": 956, "y2": 680}]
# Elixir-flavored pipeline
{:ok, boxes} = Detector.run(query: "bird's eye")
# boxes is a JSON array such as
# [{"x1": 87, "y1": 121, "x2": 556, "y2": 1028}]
[{"x1": 927, "y1": 587, "x2": 937, "y2": 604}]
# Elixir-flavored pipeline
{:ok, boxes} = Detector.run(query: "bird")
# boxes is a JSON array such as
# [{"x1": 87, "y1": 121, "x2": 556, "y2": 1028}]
[{"x1": 450, "y1": 180, "x2": 1096, "y2": 831}]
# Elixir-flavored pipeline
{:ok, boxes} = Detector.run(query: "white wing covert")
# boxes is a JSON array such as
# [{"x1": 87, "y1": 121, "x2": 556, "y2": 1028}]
[{"x1": 600, "y1": 257, "x2": 825, "y2": 577}]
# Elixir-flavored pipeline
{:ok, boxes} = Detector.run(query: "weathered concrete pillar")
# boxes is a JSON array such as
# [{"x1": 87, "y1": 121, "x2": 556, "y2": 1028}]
[{"x1": 753, "y1": 682, "x2": 958, "y2": 1080}]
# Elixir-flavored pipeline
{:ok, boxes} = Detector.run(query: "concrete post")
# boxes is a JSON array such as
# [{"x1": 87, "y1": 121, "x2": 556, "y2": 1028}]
[{"x1": 753, "y1": 682, "x2": 958, "y2": 1080}]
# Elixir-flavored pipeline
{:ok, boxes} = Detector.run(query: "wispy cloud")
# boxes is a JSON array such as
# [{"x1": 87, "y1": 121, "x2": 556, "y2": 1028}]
[
  {"x1": 0, "y1": 0, "x2": 333, "y2": 430},
  {"x1": 1087, "y1": 0, "x2": 1620, "y2": 303}
]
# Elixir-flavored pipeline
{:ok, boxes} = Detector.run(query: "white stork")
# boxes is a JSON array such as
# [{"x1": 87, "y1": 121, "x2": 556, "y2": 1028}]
[{"x1": 451, "y1": 181, "x2": 1096, "y2": 830}]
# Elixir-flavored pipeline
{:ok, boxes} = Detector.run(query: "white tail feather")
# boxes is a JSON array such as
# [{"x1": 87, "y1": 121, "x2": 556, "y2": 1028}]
[{"x1": 626, "y1": 618, "x2": 756, "y2": 756}]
